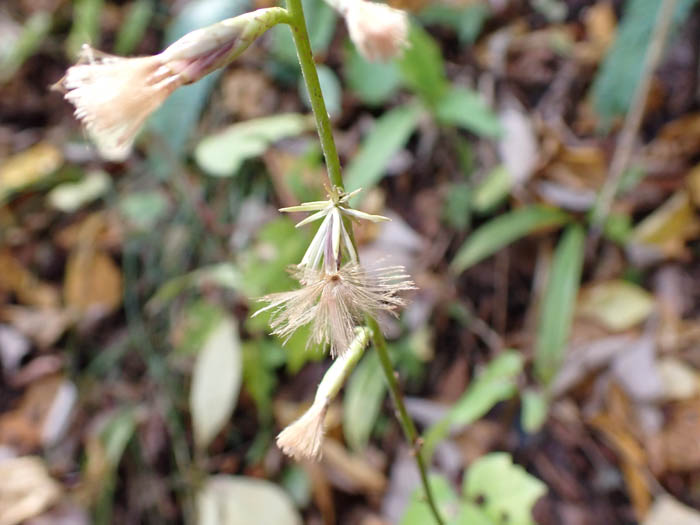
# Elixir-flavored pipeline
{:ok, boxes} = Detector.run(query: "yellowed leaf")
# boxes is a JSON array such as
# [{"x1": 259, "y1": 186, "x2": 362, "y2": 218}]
[
  {"x1": 577, "y1": 280, "x2": 655, "y2": 332},
  {"x1": 688, "y1": 164, "x2": 700, "y2": 207},
  {"x1": 64, "y1": 249, "x2": 122, "y2": 316},
  {"x1": 0, "y1": 143, "x2": 63, "y2": 201},
  {"x1": 0, "y1": 456, "x2": 61, "y2": 525},
  {"x1": 629, "y1": 191, "x2": 700, "y2": 261}
]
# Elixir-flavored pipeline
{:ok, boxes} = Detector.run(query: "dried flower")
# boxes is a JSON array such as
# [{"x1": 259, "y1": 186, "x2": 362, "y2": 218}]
[
  {"x1": 55, "y1": 8, "x2": 288, "y2": 160},
  {"x1": 343, "y1": 1, "x2": 409, "y2": 62},
  {"x1": 277, "y1": 327, "x2": 369, "y2": 460},
  {"x1": 255, "y1": 263, "x2": 413, "y2": 356}
]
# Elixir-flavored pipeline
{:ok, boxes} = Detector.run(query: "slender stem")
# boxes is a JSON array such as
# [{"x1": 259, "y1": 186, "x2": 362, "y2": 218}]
[
  {"x1": 285, "y1": 0, "x2": 344, "y2": 189},
  {"x1": 590, "y1": 0, "x2": 677, "y2": 233},
  {"x1": 285, "y1": 1, "x2": 444, "y2": 523},
  {"x1": 367, "y1": 316, "x2": 445, "y2": 524}
]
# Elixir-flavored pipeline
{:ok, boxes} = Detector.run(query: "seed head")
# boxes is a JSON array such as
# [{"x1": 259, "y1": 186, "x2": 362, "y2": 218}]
[{"x1": 255, "y1": 264, "x2": 414, "y2": 356}]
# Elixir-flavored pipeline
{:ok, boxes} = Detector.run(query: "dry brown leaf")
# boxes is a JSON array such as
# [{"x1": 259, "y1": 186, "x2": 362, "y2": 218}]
[
  {"x1": 589, "y1": 385, "x2": 651, "y2": 520},
  {"x1": 54, "y1": 212, "x2": 123, "y2": 251},
  {"x1": 0, "y1": 456, "x2": 61, "y2": 525},
  {"x1": 63, "y1": 215, "x2": 122, "y2": 317},
  {"x1": 688, "y1": 163, "x2": 700, "y2": 207},
  {"x1": 0, "y1": 143, "x2": 63, "y2": 201},
  {"x1": 321, "y1": 438, "x2": 387, "y2": 495},
  {"x1": 628, "y1": 190, "x2": 700, "y2": 263},
  {"x1": 0, "y1": 250, "x2": 60, "y2": 309},
  {"x1": 660, "y1": 398, "x2": 700, "y2": 473},
  {"x1": 0, "y1": 375, "x2": 71, "y2": 452},
  {"x1": 0, "y1": 306, "x2": 74, "y2": 349}
]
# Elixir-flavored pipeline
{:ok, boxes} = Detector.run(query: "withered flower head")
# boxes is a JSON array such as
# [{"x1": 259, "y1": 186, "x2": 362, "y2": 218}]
[
  {"x1": 255, "y1": 263, "x2": 414, "y2": 356},
  {"x1": 54, "y1": 8, "x2": 287, "y2": 161},
  {"x1": 344, "y1": 1, "x2": 409, "y2": 62}
]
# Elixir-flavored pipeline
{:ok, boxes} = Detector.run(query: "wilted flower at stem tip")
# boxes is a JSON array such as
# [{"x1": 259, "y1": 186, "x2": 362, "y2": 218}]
[
  {"x1": 343, "y1": 1, "x2": 409, "y2": 62},
  {"x1": 54, "y1": 7, "x2": 288, "y2": 161},
  {"x1": 254, "y1": 263, "x2": 414, "y2": 357},
  {"x1": 277, "y1": 327, "x2": 369, "y2": 460}
]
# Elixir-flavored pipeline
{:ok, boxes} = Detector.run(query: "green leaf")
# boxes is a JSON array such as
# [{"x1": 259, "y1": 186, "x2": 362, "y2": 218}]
[
  {"x1": 66, "y1": 0, "x2": 104, "y2": 59},
  {"x1": 147, "y1": 263, "x2": 242, "y2": 314},
  {"x1": 591, "y1": 0, "x2": 696, "y2": 121},
  {"x1": 472, "y1": 165, "x2": 511, "y2": 213},
  {"x1": 118, "y1": 190, "x2": 169, "y2": 230},
  {"x1": 397, "y1": 23, "x2": 448, "y2": 106},
  {"x1": 47, "y1": 170, "x2": 111, "y2": 213},
  {"x1": 190, "y1": 317, "x2": 242, "y2": 449},
  {"x1": 299, "y1": 65, "x2": 342, "y2": 119},
  {"x1": 401, "y1": 474, "x2": 458, "y2": 525},
  {"x1": 343, "y1": 352, "x2": 387, "y2": 451},
  {"x1": 419, "y1": 3, "x2": 490, "y2": 44},
  {"x1": 435, "y1": 86, "x2": 501, "y2": 137},
  {"x1": 149, "y1": 0, "x2": 249, "y2": 157},
  {"x1": 344, "y1": 44, "x2": 401, "y2": 106},
  {"x1": 345, "y1": 104, "x2": 421, "y2": 193},
  {"x1": 114, "y1": 0, "x2": 154, "y2": 55},
  {"x1": 442, "y1": 182, "x2": 472, "y2": 232},
  {"x1": 521, "y1": 389, "x2": 548, "y2": 434},
  {"x1": 454, "y1": 503, "x2": 494, "y2": 525},
  {"x1": 195, "y1": 114, "x2": 312, "y2": 177},
  {"x1": 0, "y1": 11, "x2": 52, "y2": 84},
  {"x1": 463, "y1": 453, "x2": 546, "y2": 525},
  {"x1": 423, "y1": 351, "x2": 523, "y2": 460},
  {"x1": 198, "y1": 475, "x2": 302, "y2": 525},
  {"x1": 534, "y1": 224, "x2": 585, "y2": 386},
  {"x1": 451, "y1": 206, "x2": 570, "y2": 274}
]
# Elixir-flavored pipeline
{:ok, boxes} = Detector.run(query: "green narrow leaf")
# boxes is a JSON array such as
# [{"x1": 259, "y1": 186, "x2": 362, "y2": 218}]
[
  {"x1": 343, "y1": 352, "x2": 387, "y2": 451},
  {"x1": 343, "y1": 44, "x2": 401, "y2": 106},
  {"x1": 591, "y1": 0, "x2": 696, "y2": 121},
  {"x1": 463, "y1": 453, "x2": 546, "y2": 525},
  {"x1": 345, "y1": 104, "x2": 421, "y2": 193},
  {"x1": 472, "y1": 165, "x2": 511, "y2": 213},
  {"x1": 423, "y1": 351, "x2": 523, "y2": 460},
  {"x1": 520, "y1": 389, "x2": 548, "y2": 434},
  {"x1": 0, "y1": 12, "x2": 52, "y2": 84},
  {"x1": 66, "y1": 0, "x2": 104, "y2": 58},
  {"x1": 451, "y1": 206, "x2": 570, "y2": 274},
  {"x1": 194, "y1": 113, "x2": 311, "y2": 177},
  {"x1": 397, "y1": 23, "x2": 448, "y2": 106},
  {"x1": 114, "y1": 0, "x2": 154, "y2": 55},
  {"x1": 434, "y1": 86, "x2": 501, "y2": 137},
  {"x1": 534, "y1": 224, "x2": 585, "y2": 386},
  {"x1": 190, "y1": 316, "x2": 242, "y2": 450},
  {"x1": 149, "y1": 0, "x2": 250, "y2": 157}
]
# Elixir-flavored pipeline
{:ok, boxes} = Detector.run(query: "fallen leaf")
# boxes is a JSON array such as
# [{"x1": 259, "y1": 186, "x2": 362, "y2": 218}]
[
  {"x1": 0, "y1": 456, "x2": 61, "y2": 525},
  {"x1": 190, "y1": 316, "x2": 242, "y2": 450},
  {"x1": 0, "y1": 306, "x2": 74, "y2": 349},
  {"x1": 498, "y1": 104, "x2": 538, "y2": 186},
  {"x1": 628, "y1": 191, "x2": 700, "y2": 263},
  {"x1": 658, "y1": 358, "x2": 699, "y2": 401},
  {"x1": 0, "y1": 143, "x2": 63, "y2": 202},
  {"x1": 197, "y1": 475, "x2": 302, "y2": 525},
  {"x1": 660, "y1": 398, "x2": 700, "y2": 473},
  {"x1": 577, "y1": 280, "x2": 655, "y2": 332},
  {"x1": 0, "y1": 250, "x2": 60, "y2": 309},
  {"x1": 643, "y1": 495, "x2": 700, "y2": 525},
  {"x1": 321, "y1": 438, "x2": 387, "y2": 495}
]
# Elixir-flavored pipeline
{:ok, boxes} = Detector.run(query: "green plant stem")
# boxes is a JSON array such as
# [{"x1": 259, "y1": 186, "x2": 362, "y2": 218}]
[
  {"x1": 285, "y1": 0, "x2": 344, "y2": 190},
  {"x1": 285, "y1": 2, "x2": 444, "y2": 523},
  {"x1": 367, "y1": 316, "x2": 445, "y2": 525}
]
